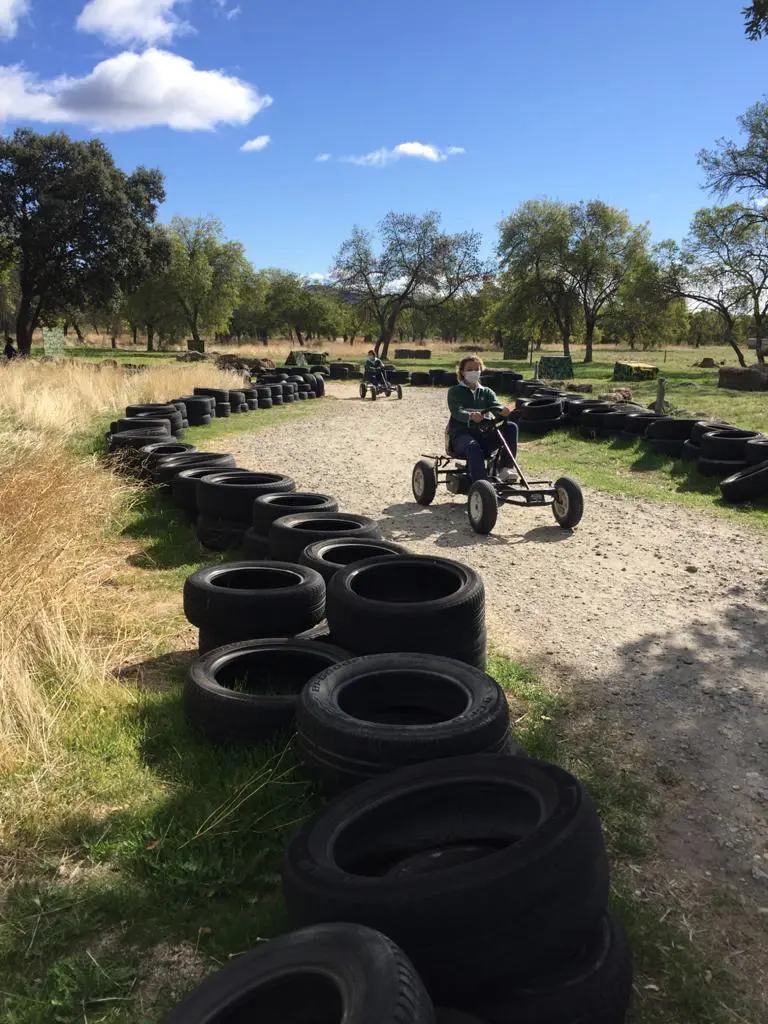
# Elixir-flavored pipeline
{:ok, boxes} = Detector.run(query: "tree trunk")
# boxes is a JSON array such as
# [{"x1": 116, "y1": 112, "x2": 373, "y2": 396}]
[
  {"x1": 583, "y1": 319, "x2": 595, "y2": 363},
  {"x1": 73, "y1": 321, "x2": 85, "y2": 344},
  {"x1": 377, "y1": 310, "x2": 400, "y2": 359},
  {"x1": 132, "y1": 326, "x2": 138, "y2": 346},
  {"x1": 294, "y1": 327, "x2": 305, "y2": 345},
  {"x1": 753, "y1": 310, "x2": 765, "y2": 364},
  {"x1": 15, "y1": 296, "x2": 34, "y2": 356},
  {"x1": 561, "y1": 329, "x2": 571, "y2": 359},
  {"x1": 724, "y1": 324, "x2": 746, "y2": 367},
  {"x1": 111, "y1": 334, "x2": 117, "y2": 350},
  {"x1": 147, "y1": 326, "x2": 155, "y2": 353}
]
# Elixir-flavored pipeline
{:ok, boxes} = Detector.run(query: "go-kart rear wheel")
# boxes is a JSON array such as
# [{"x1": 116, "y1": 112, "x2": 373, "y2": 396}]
[
  {"x1": 396, "y1": 384, "x2": 403, "y2": 400},
  {"x1": 371, "y1": 387, "x2": 377, "y2": 401},
  {"x1": 467, "y1": 480, "x2": 498, "y2": 535},
  {"x1": 412, "y1": 459, "x2": 437, "y2": 506},
  {"x1": 385, "y1": 387, "x2": 392, "y2": 397},
  {"x1": 552, "y1": 475, "x2": 584, "y2": 529},
  {"x1": 359, "y1": 382, "x2": 367, "y2": 400}
]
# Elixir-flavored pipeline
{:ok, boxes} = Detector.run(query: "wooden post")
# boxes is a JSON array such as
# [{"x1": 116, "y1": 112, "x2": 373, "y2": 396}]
[{"x1": 654, "y1": 376, "x2": 667, "y2": 415}]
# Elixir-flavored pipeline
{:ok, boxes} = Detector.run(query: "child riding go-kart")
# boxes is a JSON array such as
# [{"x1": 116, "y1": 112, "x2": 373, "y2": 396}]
[
  {"x1": 411, "y1": 356, "x2": 583, "y2": 535},
  {"x1": 361, "y1": 350, "x2": 403, "y2": 401}
]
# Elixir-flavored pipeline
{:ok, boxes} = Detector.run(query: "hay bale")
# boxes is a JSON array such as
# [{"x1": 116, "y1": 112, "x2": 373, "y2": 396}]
[
  {"x1": 612, "y1": 361, "x2": 659, "y2": 382},
  {"x1": 718, "y1": 366, "x2": 768, "y2": 391}
]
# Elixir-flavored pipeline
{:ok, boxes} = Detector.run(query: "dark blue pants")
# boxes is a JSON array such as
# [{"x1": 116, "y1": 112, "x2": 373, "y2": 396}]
[{"x1": 452, "y1": 422, "x2": 519, "y2": 482}]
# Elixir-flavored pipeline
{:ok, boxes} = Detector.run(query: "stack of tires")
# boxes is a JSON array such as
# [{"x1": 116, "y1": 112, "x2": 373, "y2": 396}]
[
  {"x1": 517, "y1": 395, "x2": 565, "y2": 434},
  {"x1": 195, "y1": 471, "x2": 296, "y2": 551},
  {"x1": 411, "y1": 370, "x2": 431, "y2": 386},
  {"x1": 720, "y1": 437, "x2": 768, "y2": 503},
  {"x1": 642, "y1": 417, "x2": 697, "y2": 457},
  {"x1": 694, "y1": 426, "x2": 763, "y2": 479}
]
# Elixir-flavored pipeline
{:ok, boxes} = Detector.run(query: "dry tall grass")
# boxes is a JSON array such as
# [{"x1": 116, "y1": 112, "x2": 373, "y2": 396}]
[{"x1": 0, "y1": 361, "x2": 244, "y2": 436}]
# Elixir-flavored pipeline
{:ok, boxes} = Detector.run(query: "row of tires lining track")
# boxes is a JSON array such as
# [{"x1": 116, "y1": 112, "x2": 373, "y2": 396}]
[
  {"x1": 510, "y1": 378, "x2": 768, "y2": 505},
  {"x1": 104, "y1": 389, "x2": 633, "y2": 1024}
]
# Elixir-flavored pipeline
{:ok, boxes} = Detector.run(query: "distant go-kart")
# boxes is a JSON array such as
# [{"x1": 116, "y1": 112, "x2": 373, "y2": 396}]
[
  {"x1": 360, "y1": 376, "x2": 403, "y2": 401},
  {"x1": 411, "y1": 411, "x2": 584, "y2": 535}
]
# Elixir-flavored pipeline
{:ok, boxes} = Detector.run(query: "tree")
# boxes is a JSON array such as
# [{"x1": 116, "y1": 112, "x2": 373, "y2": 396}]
[
  {"x1": 123, "y1": 227, "x2": 184, "y2": 350},
  {"x1": 743, "y1": 1, "x2": 768, "y2": 39},
  {"x1": 333, "y1": 211, "x2": 486, "y2": 358},
  {"x1": 602, "y1": 256, "x2": 689, "y2": 350},
  {"x1": 164, "y1": 216, "x2": 245, "y2": 350},
  {"x1": 0, "y1": 128, "x2": 164, "y2": 355},
  {"x1": 698, "y1": 100, "x2": 768, "y2": 207}
]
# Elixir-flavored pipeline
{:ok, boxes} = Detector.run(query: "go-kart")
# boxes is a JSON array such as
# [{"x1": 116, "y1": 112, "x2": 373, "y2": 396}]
[
  {"x1": 360, "y1": 374, "x2": 403, "y2": 401},
  {"x1": 411, "y1": 411, "x2": 584, "y2": 535}
]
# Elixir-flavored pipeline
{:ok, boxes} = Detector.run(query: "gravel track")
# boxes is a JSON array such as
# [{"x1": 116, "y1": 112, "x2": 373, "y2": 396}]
[{"x1": 221, "y1": 383, "x2": 768, "y2": 905}]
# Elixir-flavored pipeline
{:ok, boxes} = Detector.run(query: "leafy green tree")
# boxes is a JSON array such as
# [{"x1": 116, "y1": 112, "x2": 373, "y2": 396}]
[
  {"x1": 0, "y1": 128, "x2": 164, "y2": 354},
  {"x1": 333, "y1": 211, "x2": 486, "y2": 359},
  {"x1": 165, "y1": 216, "x2": 245, "y2": 351},
  {"x1": 698, "y1": 100, "x2": 768, "y2": 205},
  {"x1": 122, "y1": 228, "x2": 184, "y2": 350},
  {"x1": 743, "y1": 1, "x2": 768, "y2": 39},
  {"x1": 602, "y1": 254, "x2": 688, "y2": 350}
]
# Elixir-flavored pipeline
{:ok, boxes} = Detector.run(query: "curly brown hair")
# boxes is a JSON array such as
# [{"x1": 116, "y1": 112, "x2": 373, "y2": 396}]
[{"x1": 456, "y1": 355, "x2": 485, "y2": 382}]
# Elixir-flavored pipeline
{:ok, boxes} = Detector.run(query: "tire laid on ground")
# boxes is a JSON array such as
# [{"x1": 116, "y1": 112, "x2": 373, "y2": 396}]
[
  {"x1": 171, "y1": 465, "x2": 244, "y2": 515},
  {"x1": 300, "y1": 538, "x2": 408, "y2": 584},
  {"x1": 411, "y1": 371, "x2": 431, "y2": 386},
  {"x1": 521, "y1": 399, "x2": 563, "y2": 422},
  {"x1": 645, "y1": 417, "x2": 697, "y2": 441},
  {"x1": 184, "y1": 560, "x2": 326, "y2": 642},
  {"x1": 283, "y1": 755, "x2": 609, "y2": 1001},
  {"x1": 196, "y1": 514, "x2": 247, "y2": 551},
  {"x1": 161, "y1": 923, "x2": 435, "y2": 1024},
  {"x1": 412, "y1": 459, "x2": 438, "y2": 505},
  {"x1": 296, "y1": 653, "x2": 517, "y2": 791},
  {"x1": 565, "y1": 401, "x2": 613, "y2": 424},
  {"x1": 314, "y1": 373, "x2": 325, "y2": 397},
  {"x1": 242, "y1": 527, "x2": 270, "y2": 559},
  {"x1": 700, "y1": 428, "x2": 762, "y2": 461},
  {"x1": 269, "y1": 512, "x2": 381, "y2": 564},
  {"x1": 649, "y1": 438, "x2": 686, "y2": 458},
  {"x1": 198, "y1": 472, "x2": 296, "y2": 521},
  {"x1": 691, "y1": 419, "x2": 732, "y2": 446},
  {"x1": 696, "y1": 457, "x2": 748, "y2": 479},
  {"x1": 720, "y1": 462, "x2": 768, "y2": 503},
  {"x1": 681, "y1": 440, "x2": 700, "y2": 461},
  {"x1": 152, "y1": 452, "x2": 235, "y2": 486},
  {"x1": 745, "y1": 437, "x2": 768, "y2": 464},
  {"x1": 137, "y1": 442, "x2": 197, "y2": 478},
  {"x1": 259, "y1": 398, "x2": 274, "y2": 410},
  {"x1": 468, "y1": 911, "x2": 632, "y2": 1024},
  {"x1": 215, "y1": 401, "x2": 231, "y2": 418},
  {"x1": 623, "y1": 413, "x2": 659, "y2": 435},
  {"x1": 229, "y1": 390, "x2": 246, "y2": 411},
  {"x1": 108, "y1": 429, "x2": 170, "y2": 454},
  {"x1": 111, "y1": 416, "x2": 173, "y2": 435},
  {"x1": 253, "y1": 492, "x2": 339, "y2": 537},
  {"x1": 327, "y1": 556, "x2": 486, "y2": 668},
  {"x1": 184, "y1": 639, "x2": 351, "y2": 744},
  {"x1": 194, "y1": 387, "x2": 230, "y2": 405}
]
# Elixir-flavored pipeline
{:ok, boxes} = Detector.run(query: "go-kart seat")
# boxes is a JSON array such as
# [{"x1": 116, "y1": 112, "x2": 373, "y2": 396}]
[{"x1": 445, "y1": 426, "x2": 463, "y2": 459}]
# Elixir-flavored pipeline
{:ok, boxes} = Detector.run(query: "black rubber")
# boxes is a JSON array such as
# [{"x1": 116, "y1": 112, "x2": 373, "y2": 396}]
[
  {"x1": 691, "y1": 420, "x2": 732, "y2": 446},
  {"x1": 623, "y1": 413, "x2": 659, "y2": 435},
  {"x1": 283, "y1": 755, "x2": 609, "y2": 1000},
  {"x1": 184, "y1": 639, "x2": 350, "y2": 744},
  {"x1": 681, "y1": 440, "x2": 700, "y2": 461},
  {"x1": 253, "y1": 492, "x2": 339, "y2": 534},
  {"x1": 270, "y1": 513, "x2": 381, "y2": 564},
  {"x1": 697, "y1": 457, "x2": 748, "y2": 479},
  {"x1": 745, "y1": 438, "x2": 768, "y2": 464},
  {"x1": 171, "y1": 465, "x2": 244, "y2": 515},
  {"x1": 720, "y1": 462, "x2": 768, "y2": 503},
  {"x1": 552, "y1": 476, "x2": 584, "y2": 530},
  {"x1": 242, "y1": 528, "x2": 271, "y2": 559},
  {"x1": 198, "y1": 472, "x2": 296, "y2": 521},
  {"x1": 300, "y1": 538, "x2": 408, "y2": 583},
  {"x1": 521, "y1": 398, "x2": 563, "y2": 422},
  {"x1": 184, "y1": 560, "x2": 326, "y2": 639},
  {"x1": 296, "y1": 653, "x2": 517, "y2": 791},
  {"x1": 648, "y1": 438, "x2": 686, "y2": 458},
  {"x1": 700, "y1": 428, "x2": 762, "y2": 460},
  {"x1": 326, "y1": 555, "x2": 486, "y2": 668},
  {"x1": 196, "y1": 514, "x2": 247, "y2": 551},
  {"x1": 194, "y1": 387, "x2": 230, "y2": 404},
  {"x1": 470, "y1": 910, "x2": 632, "y2": 1024},
  {"x1": 137, "y1": 442, "x2": 198, "y2": 478},
  {"x1": 108, "y1": 429, "x2": 170, "y2": 454},
  {"x1": 161, "y1": 923, "x2": 434, "y2": 1024},
  {"x1": 412, "y1": 459, "x2": 438, "y2": 506},
  {"x1": 645, "y1": 417, "x2": 697, "y2": 441},
  {"x1": 259, "y1": 398, "x2": 274, "y2": 410},
  {"x1": 153, "y1": 452, "x2": 236, "y2": 485},
  {"x1": 111, "y1": 416, "x2": 173, "y2": 435},
  {"x1": 214, "y1": 402, "x2": 231, "y2": 418}
]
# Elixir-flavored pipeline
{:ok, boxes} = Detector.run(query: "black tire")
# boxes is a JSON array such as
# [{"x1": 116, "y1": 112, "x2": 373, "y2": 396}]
[
  {"x1": 300, "y1": 538, "x2": 408, "y2": 584},
  {"x1": 467, "y1": 480, "x2": 498, "y2": 535},
  {"x1": 194, "y1": 387, "x2": 230, "y2": 404},
  {"x1": 253, "y1": 492, "x2": 339, "y2": 534},
  {"x1": 697, "y1": 457, "x2": 748, "y2": 479},
  {"x1": 745, "y1": 437, "x2": 768, "y2": 464},
  {"x1": 396, "y1": 384, "x2": 403, "y2": 400},
  {"x1": 137, "y1": 441, "x2": 198, "y2": 477},
  {"x1": 111, "y1": 416, "x2": 173, "y2": 435},
  {"x1": 359, "y1": 382, "x2": 367, "y2": 400},
  {"x1": 196, "y1": 514, "x2": 247, "y2": 551},
  {"x1": 184, "y1": 561, "x2": 326, "y2": 638},
  {"x1": 215, "y1": 402, "x2": 231, "y2": 418},
  {"x1": 198, "y1": 472, "x2": 296, "y2": 521},
  {"x1": 471, "y1": 911, "x2": 632, "y2": 1024},
  {"x1": 180, "y1": 395, "x2": 213, "y2": 416},
  {"x1": 189, "y1": 413, "x2": 213, "y2": 426},
  {"x1": 565, "y1": 401, "x2": 613, "y2": 423},
  {"x1": 184, "y1": 639, "x2": 351, "y2": 744},
  {"x1": 552, "y1": 476, "x2": 584, "y2": 530},
  {"x1": 649, "y1": 438, "x2": 685, "y2": 458},
  {"x1": 171, "y1": 465, "x2": 244, "y2": 515},
  {"x1": 681, "y1": 440, "x2": 700, "y2": 461},
  {"x1": 296, "y1": 653, "x2": 516, "y2": 791},
  {"x1": 161, "y1": 923, "x2": 434, "y2": 1024},
  {"x1": 314, "y1": 374, "x2": 326, "y2": 397},
  {"x1": 108, "y1": 430, "x2": 169, "y2": 455},
  {"x1": 720, "y1": 462, "x2": 768, "y2": 503},
  {"x1": 521, "y1": 398, "x2": 563, "y2": 422},
  {"x1": 645, "y1": 417, "x2": 697, "y2": 441},
  {"x1": 273, "y1": 394, "x2": 284, "y2": 406},
  {"x1": 259, "y1": 398, "x2": 274, "y2": 410},
  {"x1": 270, "y1": 513, "x2": 381, "y2": 564},
  {"x1": 283, "y1": 755, "x2": 609, "y2": 1000},
  {"x1": 229, "y1": 390, "x2": 246, "y2": 408},
  {"x1": 371, "y1": 387, "x2": 378, "y2": 401},
  {"x1": 412, "y1": 459, "x2": 438, "y2": 506},
  {"x1": 327, "y1": 555, "x2": 486, "y2": 668},
  {"x1": 700, "y1": 428, "x2": 762, "y2": 460},
  {"x1": 691, "y1": 419, "x2": 732, "y2": 446},
  {"x1": 242, "y1": 528, "x2": 270, "y2": 559},
  {"x1": 623, "y1": 413, "x2": 659, "y2": 435}
]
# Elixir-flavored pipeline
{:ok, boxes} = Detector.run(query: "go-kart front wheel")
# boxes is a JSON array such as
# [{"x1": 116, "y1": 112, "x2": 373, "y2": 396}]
[
  {"x1": 371, "y1": 387, "x2": 377, "y2": 401},
  {"x1": 467, "y1": 480, "x2": 498, "y2": 535},
  {"x1": 359, "y1": 382, "x2": 367, "y2": 400},
  {"x1": 552, "y1": 476, "x2": 584, "y2": 529},
  {"x1": 412, "y1": 459, "x2": 437, "y2": 506},
  {"x1": 396, "y1": 384, "x2": 403, "y2": 400}
]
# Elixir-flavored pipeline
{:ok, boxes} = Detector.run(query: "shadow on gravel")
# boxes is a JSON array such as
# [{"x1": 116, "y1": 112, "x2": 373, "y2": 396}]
[{"x1": 379, "y1": 501, "x2": 577, "y2": 549}]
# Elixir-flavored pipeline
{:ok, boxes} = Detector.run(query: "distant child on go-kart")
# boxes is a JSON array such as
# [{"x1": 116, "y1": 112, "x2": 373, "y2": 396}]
[
  {"x1": 364, "y1": 350, "x2": 387, "y2": 388},
  {"x1": 447, "y1": 356, "x2": 519, "y2": 483}
]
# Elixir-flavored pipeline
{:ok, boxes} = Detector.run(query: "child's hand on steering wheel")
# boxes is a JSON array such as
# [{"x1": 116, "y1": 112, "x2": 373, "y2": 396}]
[
  {"x1": 469, "y1": 411, "x2": 484, "y2": 423},
  {"x1": 499, "y1": 405, "x2": 512, "y2": 416}
]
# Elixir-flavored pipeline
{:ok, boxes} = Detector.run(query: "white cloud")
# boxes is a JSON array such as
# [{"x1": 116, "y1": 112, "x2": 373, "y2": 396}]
[
  {"x1": 315, "y1": 152, "x2": 331, "y2": 162},
  {"x1": 307, "y1": 272, "x2": 330, "y2": 283},
  {"x1": 225, "y1": 5, "x2": 241, "y2": 18},
  {"x1": 342, "y1": 141, "x2": 465, "y2": 167},
  {"x1": 241, "y1": 134, "x2": 270, "y2": 152},
  {"x1": 0, "y1": 48, "x2": 272, "y2": 131},
  {"x1": 77, "y1": 0, "x2": 192, "y2": 46},
  {"x1": 0, "y1": 0, "x2": 28, "y2": 40}
]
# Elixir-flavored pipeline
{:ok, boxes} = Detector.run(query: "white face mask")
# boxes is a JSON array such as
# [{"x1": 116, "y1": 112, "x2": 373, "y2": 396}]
[{"x1": 463, "y1": 370, "x2": 481, "y2": 385}]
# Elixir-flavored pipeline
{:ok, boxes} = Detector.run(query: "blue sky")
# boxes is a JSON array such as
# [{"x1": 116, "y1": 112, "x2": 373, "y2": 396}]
[{"x1": 1, "y1": 0, "x2": 766, "y2": 274}]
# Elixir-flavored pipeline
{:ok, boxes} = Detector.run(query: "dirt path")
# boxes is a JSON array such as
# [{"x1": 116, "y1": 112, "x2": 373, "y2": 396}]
[{"x1": 222, "y1": 384, "x2": 768, "y2": 905}]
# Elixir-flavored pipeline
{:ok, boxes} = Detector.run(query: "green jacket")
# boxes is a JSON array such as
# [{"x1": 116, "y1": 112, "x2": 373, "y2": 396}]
[
  {"x1": 364, "y1": 356, "x2": 383, "y2": 375},
  {"x1": 447, "y1": 382, "x2": 501, "y2": 435}
]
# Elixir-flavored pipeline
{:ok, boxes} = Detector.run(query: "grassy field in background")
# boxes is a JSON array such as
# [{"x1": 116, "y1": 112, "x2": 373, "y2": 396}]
[{"x1": 0, "y1": 356, "x2": 763, "y2": 1022}]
